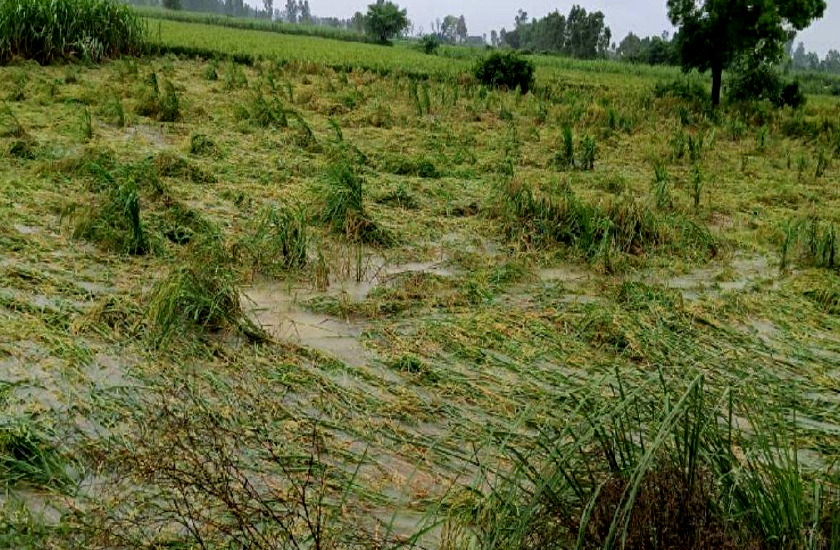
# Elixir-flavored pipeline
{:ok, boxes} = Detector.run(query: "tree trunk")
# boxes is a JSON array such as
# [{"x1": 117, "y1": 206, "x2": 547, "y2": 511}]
[{"x1": 711, "y1": 63, "x2": 722, "y2": 107}]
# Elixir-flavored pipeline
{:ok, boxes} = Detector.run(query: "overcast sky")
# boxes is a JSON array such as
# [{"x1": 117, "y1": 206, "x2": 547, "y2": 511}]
[{"x1": 254, "y1": 0, "x2": 839, "y2": 56}]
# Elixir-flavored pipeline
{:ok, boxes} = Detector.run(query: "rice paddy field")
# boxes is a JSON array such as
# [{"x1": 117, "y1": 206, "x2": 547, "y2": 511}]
[{"x1": 2, "y1": 13, "x2": 840, "y2": 550}]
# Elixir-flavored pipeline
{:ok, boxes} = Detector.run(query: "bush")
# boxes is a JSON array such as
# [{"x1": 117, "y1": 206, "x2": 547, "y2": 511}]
[
  {"x1": 728, "y1": 56, "x2": 805, "y2": 109},
  {"x1": 473, "y1": 51, "x2": 535, "y2": 94},
  {"x1": 420, "y1": 34, "x2": 440, "y2": 55},
  {"x1": 0, "y1": 0, "x2": 145, "y2": 63}
]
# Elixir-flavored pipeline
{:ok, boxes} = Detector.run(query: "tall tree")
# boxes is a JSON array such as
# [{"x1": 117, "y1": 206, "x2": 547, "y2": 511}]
[
  {"x1": 667, "y1": 0, "x2": 827, "y2": 106},
  {"x1": 263, "y1": 0, "x2": 272, "y2": 18},
  {"x1": 441, "y1": 15, "x2": 459, "y2": 44},
  {"x1": 364, "y1": 0, "x2": 409, "y2": 44},
  {"x1": 456, "y1": 15, "x2": 468, "y2": 44},
  {"x1": 284, "y1": 0, "x2": 298, "y2": 22}
]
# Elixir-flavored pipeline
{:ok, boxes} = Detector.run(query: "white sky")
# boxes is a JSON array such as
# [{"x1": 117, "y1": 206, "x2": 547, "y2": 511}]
[{"x1": 252, "y1": 0, "x2": 839, "y2": 56}]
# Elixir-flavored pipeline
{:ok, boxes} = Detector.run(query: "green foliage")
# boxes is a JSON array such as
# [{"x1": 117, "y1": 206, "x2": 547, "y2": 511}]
[
  {"x1": 147, "y1": 235, "x2": 264, "y2": 344},
  {"x1": 72, "y1": 164, "x2": 149, "y2": 255},
  {"x1": 654, "y1": 78, "x2": 709, "y2": 103},
  {"x1": 473, "y1": 52, "x2": 535, "y2": 94},
  {"x1": 579, "y1": 134, "x2": 596, "y2": 170},
  {"x1": 728, "y1": 55, "x2": 806, "y2": 108},
  {"x1": 0, "y1": 418, "x2": 73, "y2": 489},
  {"x1": 420, "y1": 34, "x2": 440, "y2": 55},
  {"x1": 667, "y1": 0, "x2": 826, "y2": 104},
  {"x1": 320, "y1": 161, "x2": 391, "y2": 245},
  {"x1": 363, "y1": 0, "x2": 409, "y2": 44},
  {"x1": 495, "y1": 178, "x2": 716, "y2": 266},
  {"x1": 556, "y1": 124, "x2": 575, "y2": 169},
  {"x1": 0, "y1": 0, "x2": 145, "y2": 63},
  {"x1": 240, "y1": 205, "x2": 309, "y2": 273},
  {"x1": 136, "y1": 73, "x2": 180, "y2": 122}
]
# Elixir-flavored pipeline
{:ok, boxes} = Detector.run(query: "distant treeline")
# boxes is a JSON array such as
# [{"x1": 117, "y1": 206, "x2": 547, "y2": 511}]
[{"x1": 490, "y1": 6, "x2": 612, "y2": 59}]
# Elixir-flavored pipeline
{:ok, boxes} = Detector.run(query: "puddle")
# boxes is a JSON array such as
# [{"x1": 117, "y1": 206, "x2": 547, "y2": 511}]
[
  {"x1": 242, "y1": 257, "x2": 459, "y2": 366},
  {"x1": 242, "y1": 282, "x2": 371, "y2": 367},
  {"x1": 13, "y1": 224, "x2": 39, "y2": 235},
  {"x1": 537, "y1": 265, "x2": 589, "y2": 283},
  {"x1": 664, "y1": 254, "x2": 775, "y2": 299},
  {"x1": 123, "y1": 124, "x2": 169, "y2": 149}
]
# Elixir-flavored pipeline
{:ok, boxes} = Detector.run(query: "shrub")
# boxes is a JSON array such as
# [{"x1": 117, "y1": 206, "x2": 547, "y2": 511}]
[
  {"x1": 0, "y1": 0, "x2": 145, "y2": 63},
  {"x1": 473, "y1": 52, "x2": 535, "y2": 94},
  {"x1": 728, "y1": 56, "x2": 805, "y2": 108},
  {"x1": 420, "y1": 34, "x2": 440, "y2": 55}
]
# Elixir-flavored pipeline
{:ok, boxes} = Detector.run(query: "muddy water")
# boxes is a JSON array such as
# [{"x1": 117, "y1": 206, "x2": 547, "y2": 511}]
[
  {"x1": 242, "y1": 281, "x2": 371, "y2": 367},
  {"x1": 242, "y1": 258, "x2": 458, "y2": 367},
  {"x1": 665, "y1": 254, "x2": 776, "y2": 299}
]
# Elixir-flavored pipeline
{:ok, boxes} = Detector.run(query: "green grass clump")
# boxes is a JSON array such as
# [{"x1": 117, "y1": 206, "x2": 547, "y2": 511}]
[
  {"x1": 154, "y1": 151, "x2": 214, "y2": 183},
  {"x1": 444, "y1": 373, "x2": 839, "y2": 550},
  {"x1": 0, "y1": 413, "x2": 73, "y2": 489},
  {"x1": 188, "y1": 133, "x2": 218, "y2": 156},
  {"x1": 383, "y1": 155, "x2": 440, "y2": 179},
  {"x1": 320, "y1": 161, "x2": 392, "y2": 246},
  {"x1": 496, "y1": 179, "x2": 716, "y2": 266},
  {"x1": 239, "y1": 204, "x2": 309, "y2": 274},
  {"x1": 136, "y1": 73, "x2": 180, "y2": 122},
  {"x1": 781, "y1": 217, "x2": 837, "y2": 271},
  {"x1": 147, "y1": 235, "x2": 264, "y2": 344},
  {"x1": 72, "y1": 165, "x2": 149, "y2": 255},
  {"x1": 0, "y1": 0, "x2": 145, "y2": 63}
]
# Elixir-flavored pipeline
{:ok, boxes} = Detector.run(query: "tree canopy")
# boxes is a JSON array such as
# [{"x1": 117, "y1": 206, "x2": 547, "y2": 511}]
[
  {"x1": 364, "y1": 0, "x2": 409, "y2": 44},
  {"x1": 667, "y1": 0, "x2": 827, "y2": 105},
  {"x1": 496, "y1": 5, "x2": 611, "y2": 59}
]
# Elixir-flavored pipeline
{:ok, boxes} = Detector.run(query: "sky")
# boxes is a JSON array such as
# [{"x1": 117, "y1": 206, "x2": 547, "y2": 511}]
[{"x1": 252, "y1": 0, "x2": 839, "y2": 56}]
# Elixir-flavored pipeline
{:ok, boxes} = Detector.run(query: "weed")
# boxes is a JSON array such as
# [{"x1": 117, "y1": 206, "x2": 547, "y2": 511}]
[
  {"x1": 579, "y1": 135, "x2": 596, "y2": 171},
  {"x1": 72, "y1": 169, "x2": 149, "y2": 255},
  {"x1": 102, "y1": 95, "x2": 125, "y2": 128},
  {"x1": 691, "y1": 165, "x2": 703, "y2": 210},
  {"x1": 816, "y1": 149, "x2": 830, "y2": 179},
  {"x1": 188, "y1": 133, "x2": 218, "y2": 156},
  {"x1": 223, "y1": 60, "x2": 248, "y2": 90},
  {"x1": 670, "y1": 127, "x2": 686, "y2": 160},
  {"x1": 248, "y1": 92, "x2": 288, "y2": 128},
  {"x1": 687, "y1": 133, "x2": 703, "y2": 163},
  {"x1": 0, "y1": 103, "x2": 25, "y2": 138},
  {"x1": 320, "y1": 161, "x2": 390, "y2": 246},
  {"x1": 136, "y1": 73, "x2": 180, "y2": 122},
  {"x1": 203, "y1": 58, "x2": 219, "y2": 81},
  {"x1": 556, "y1": 124, "x2": 575, "y2": 170},
  {"x1": 652, "y1": 161, "x2": 672, "y2": 210},
  {"x1": 0, "y1": 417, "x2": 73, "y2": 490},
  {"x1": 328, "y1": 117, "x2": 343, "y2": 142},
  {"x1": 4, "y1": 71, "x2": 26, "y2": 102},
  {"x1": 79, "y1": 107, "x2": 94, "y2": 141},
  {"x1": 239, "y1": 204, "x2": 309, "y2": 273},
  {"x1": 147, "y1": 235, "x2": 264, "y2": 344},
  {"x1": 154, "y1": 151, "x2": 215, "y2": 183}
]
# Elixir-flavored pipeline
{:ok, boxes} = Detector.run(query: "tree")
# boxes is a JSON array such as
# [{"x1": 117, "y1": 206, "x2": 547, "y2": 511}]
[
  {"x1": 456, "y1": 15, "x2": 468, "y2": 44},
  {"x1": 284, "y1": 0, "x2": 298, "y2": 23},
  {"x1": 490, "y1": 30, "x2": 499, "y2": 47},
  {"x1": 162, "y1": 0, "x2": 181, "y2": 9},
  {"x1": 667, "y1": 0, "x2": 827, "y2": 106},
  {"x1": 441, "y1": 15, "x2": 459, "y2": 44},
  {"x1": 364, "y1": 1, "x2": 409, "y2": 44},
  {"x1": 263, "y1": 0, "x2": 272, "y2": 18},
  {"x1": 298, "y1": 0, "x2": 311, "y2": 23}
]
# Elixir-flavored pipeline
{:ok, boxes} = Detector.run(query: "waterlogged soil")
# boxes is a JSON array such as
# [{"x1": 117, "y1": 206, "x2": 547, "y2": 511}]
[{"x1": 241, "y1": 257, "x2": 459, "y2": 366}]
